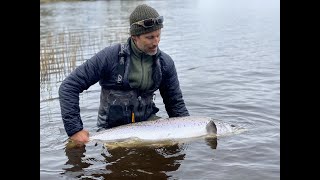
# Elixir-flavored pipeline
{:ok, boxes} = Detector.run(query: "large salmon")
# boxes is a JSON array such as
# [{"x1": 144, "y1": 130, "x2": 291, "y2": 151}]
[{"x1": 89, "y1": 116, "x2": 243, "y2": 143}]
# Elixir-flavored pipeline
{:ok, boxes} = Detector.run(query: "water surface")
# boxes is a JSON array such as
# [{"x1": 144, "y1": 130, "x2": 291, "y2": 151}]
[{"x1": 40, "y1": 0, "x2": 280, "y2": 179}]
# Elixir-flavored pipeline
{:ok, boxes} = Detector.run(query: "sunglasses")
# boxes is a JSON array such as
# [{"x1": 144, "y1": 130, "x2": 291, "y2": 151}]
[{"x1": 131, "y1": 16, "x2": 164, "y2": 28}]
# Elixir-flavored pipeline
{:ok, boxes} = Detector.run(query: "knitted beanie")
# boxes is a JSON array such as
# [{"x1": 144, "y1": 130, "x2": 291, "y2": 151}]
[{"x1": 129, "y1": 4, "x2": 163, "y2": 36}]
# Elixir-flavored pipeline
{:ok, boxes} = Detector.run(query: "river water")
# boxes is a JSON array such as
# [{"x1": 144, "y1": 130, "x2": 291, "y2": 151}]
[{"x1": 40, "y1": 0, "x2": 280, "y2": 179}]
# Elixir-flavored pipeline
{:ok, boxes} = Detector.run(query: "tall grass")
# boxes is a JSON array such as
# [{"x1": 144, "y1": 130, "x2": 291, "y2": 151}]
[
  {"x1": 40, "y1": 0, "x2": 80, "y2": 3},
  {"x1": 40, "y1": 28, "x2": 128, "y2": 100},
  {"x1": 40, "y1": 32, "x2": 84, "y2": 85}
]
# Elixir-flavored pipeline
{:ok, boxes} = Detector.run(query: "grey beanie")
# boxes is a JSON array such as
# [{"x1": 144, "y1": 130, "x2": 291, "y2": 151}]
[{"x1": 130, "y1": 4, "x2": 163, "y2": 36}]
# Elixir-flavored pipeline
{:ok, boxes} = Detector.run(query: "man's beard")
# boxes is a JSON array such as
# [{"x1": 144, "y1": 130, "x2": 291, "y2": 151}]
[{"x1": 146, "y1": 49, "x2": 157, "y2": 56}]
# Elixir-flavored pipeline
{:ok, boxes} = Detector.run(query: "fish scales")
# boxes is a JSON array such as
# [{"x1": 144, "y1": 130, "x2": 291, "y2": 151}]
[{"x1": 89, "y1": 116, "x2": 241, "y2": 143}]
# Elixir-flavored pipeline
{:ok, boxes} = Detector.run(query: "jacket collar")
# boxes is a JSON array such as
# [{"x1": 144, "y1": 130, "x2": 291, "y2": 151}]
[{"x1": 122, "y1": 37, "x2": 162, "y2": 92}]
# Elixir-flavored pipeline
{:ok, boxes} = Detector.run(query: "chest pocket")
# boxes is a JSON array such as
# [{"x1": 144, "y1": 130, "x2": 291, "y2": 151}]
[{"x1": 104, "y1": 89, "x2": 134, "y2": 128}]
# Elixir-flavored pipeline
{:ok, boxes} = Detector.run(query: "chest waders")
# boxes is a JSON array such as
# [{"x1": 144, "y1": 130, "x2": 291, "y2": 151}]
[{"x1": 97, "y1": 44, "x2": 159, "y2": 129}]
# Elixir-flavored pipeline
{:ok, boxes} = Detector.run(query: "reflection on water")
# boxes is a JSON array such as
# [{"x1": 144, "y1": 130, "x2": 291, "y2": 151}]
[
  {"x1": 102, "y1": 145, "x2": 185, "y2": 178},
  {"x1": 205, "y1": 137, "x2": 218, "y2": 149},
  {"x1": 63, "y1": 144, "x2": 91, "y2": 176},
  {"x1": 63, "y1": 143, "x2": 184, "y2": 178},
  {"x1": 62, "y1": 138, "x2": 217, "y2": 179}
]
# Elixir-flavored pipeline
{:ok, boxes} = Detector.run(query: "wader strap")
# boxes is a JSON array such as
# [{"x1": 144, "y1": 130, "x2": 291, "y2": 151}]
[{"x1": 116, "y1": 44, "x2": 126, "y2": 85}]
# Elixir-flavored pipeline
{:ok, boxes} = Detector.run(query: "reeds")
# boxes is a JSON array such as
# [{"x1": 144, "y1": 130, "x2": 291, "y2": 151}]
[
  {"x1": 40, "y1": 32, "x2": 84, "y2": 85},
  {"x1": 40, "y1": 27, "x2": 128, "y2": 100},
  {"x1": 40, "y1": 0, "x2": 80, "y2": 4}
]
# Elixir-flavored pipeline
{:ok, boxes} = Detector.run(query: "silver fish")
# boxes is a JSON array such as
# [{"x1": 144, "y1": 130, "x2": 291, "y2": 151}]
[{"x1": 89, "y1": 116, "x2": 243, "y2": 143}]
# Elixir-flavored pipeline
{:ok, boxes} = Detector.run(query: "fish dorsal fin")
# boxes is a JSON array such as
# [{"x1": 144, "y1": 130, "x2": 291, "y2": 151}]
[{"x1": 206, "y1": 120, "x2": 217, "y2": 135}]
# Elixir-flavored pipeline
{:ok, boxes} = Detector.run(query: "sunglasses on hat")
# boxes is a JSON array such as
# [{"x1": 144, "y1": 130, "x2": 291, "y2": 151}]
[{"x1": 131, "y1": 16, "x2": 164, "y2": 28}]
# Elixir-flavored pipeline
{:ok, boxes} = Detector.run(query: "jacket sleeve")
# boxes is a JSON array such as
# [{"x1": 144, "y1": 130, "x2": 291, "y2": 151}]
[
  {"x1": 159, "y1": 56, "x2": 190, "y2": 117},
  {"x1": 58, "y1": 47, "x2": 111, "y2": 137}
]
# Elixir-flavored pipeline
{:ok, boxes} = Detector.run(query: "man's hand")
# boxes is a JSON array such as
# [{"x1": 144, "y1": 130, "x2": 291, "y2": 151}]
[{"x1": 70, "y1": 129, "x2": 89, "y2": 144}]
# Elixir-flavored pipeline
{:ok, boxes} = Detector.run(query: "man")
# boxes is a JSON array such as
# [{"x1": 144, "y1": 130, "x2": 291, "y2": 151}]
[{"x1": 59, "y1": 4, "x2": 189, "y2": 144}]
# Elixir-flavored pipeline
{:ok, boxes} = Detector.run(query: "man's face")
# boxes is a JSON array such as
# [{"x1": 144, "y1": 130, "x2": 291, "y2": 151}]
[{"x1": 132, "y1": 29, "x2": 161, "y2": 56}]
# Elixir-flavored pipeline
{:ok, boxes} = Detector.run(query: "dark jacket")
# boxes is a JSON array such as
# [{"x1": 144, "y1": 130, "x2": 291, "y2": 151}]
[{"x1": 59, "y1": 38, "x2": 189, "y2": 137}]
